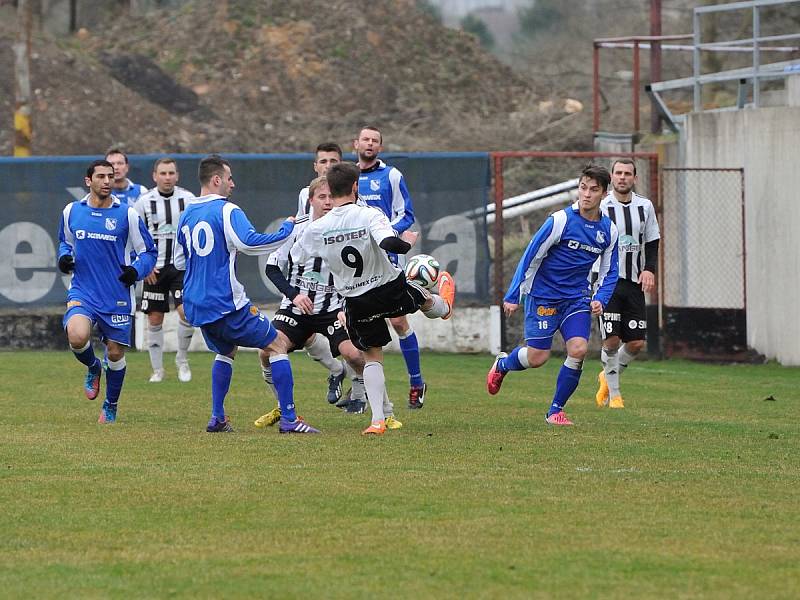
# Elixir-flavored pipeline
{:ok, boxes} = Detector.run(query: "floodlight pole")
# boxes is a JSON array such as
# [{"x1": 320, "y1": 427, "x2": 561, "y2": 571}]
[{"x1": 13, "y1": 0, "x2": 33, "y2": 156}]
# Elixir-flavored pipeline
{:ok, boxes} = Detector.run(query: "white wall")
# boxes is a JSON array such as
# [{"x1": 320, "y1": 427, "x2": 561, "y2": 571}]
[{"x1": 682, "y1": 98, "x2": 800, "y2": 365}]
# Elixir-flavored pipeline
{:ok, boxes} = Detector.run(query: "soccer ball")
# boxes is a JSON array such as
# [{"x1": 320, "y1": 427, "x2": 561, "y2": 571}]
[{"x1": 404, "y1": 254, "x2": 440, "y2": 289}]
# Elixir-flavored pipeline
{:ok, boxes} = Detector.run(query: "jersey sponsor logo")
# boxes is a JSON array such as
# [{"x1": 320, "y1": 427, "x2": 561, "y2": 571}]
[
  {"x1": 360, "y1": 194, "x2": 382, "y2": 201},
  {"x1": 154, "y1": 223, "x2": 178, "y2": 237},
  {"x1": 75, "y1": 230, "x2": 118, "y2": 242},
  {"x1": 66, "y1": 300, "x2": 82, "y2": 308},
  {"x1": 326, "y1": 320, "x2": 344, "y2": 336},
  {"x1": 603, "y1": 312, "x2": 621, "y2": 321},
  {"x1": 105, "y1": 218, "x2": 117, "y2": 231},
  {"x1": 566, "y1": 239, "x2": 602, "y2": 254},
  {"x1": 274, "y1": 313, "x2": 298, "y2": 327},
  {"x1": 369, "y1": 180, "x2": 381, "y2": 191},
  {"x1": 142, "y1": 291, "x2": 166, "y2": 301},
  {"x1": 91, "y1": 211, "x2": 102, "y2": 216},
  {"x1": 75, "y1": 229, "x2": 86, "y2": 239},
  {"x1": 110, "y1": 314, "x2": 130, "y2": 324},
  {"x1": 342, "y1": 274, "x2": 381, "y2": 293},
  {"x1": 537, "y1": 305, "x2": 557, "y2": 316},
  {"x1": 628, "y1": 319, "x2": 647, "y2": 329},
  {"x1": 323, "y1": 228, "x2": 368, "y2": 245},
  {"x1": 618, "y1": 234, "x2": 640, "y2": 252}
]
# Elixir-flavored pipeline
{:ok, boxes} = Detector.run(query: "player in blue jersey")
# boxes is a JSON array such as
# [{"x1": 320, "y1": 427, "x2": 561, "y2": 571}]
[
  {"x1": 57, "y1": 159, "x2": 157, "y2": 424},
  {"x1": 106, "y1": 148, "x2": 148, "y2": 206},
  {"x1": 486, "y1": 165, "x2": 619, "y2": 426},
  {"x1": 355, "y1": 126, "x2": 428, "y2": 410},
  {"x1": 175, "y1": 155, "x2": 319, "y2": 434}
]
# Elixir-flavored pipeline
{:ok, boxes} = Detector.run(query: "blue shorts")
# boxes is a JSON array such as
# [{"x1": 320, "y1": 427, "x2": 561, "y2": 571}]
[
  {"x1": 200, "y1": 303, "x2": 278, "y2": 356},
  {"x1": 524, "y1": 296, "x2": 592, "y2": 350},
  {"x1": 63, "y1": 302, "x2": 133, "y2": 347}
]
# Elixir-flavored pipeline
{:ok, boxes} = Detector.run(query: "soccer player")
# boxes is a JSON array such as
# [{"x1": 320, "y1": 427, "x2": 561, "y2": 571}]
[
  {"x1": 174, "y1": 155, "x2": 318, "y2": 434},
  {"x1": 305, "y1": 162, "x2": 455, "y2": 435},
  {"x1": 595, "y1": 158, "x2": 661, "y2": 409},
  {"x1": 134, "y1": 157, "x2": 196, "y2": 383},
  {"x1": 355, "y1": 126, "x2": 428, "y2": 409},
  {"x1": 255, "y1": 176, "x2": 382, "y2": 428},
  {"x1": 296, "y1": 142, "x2": 342, "y2": 218},
  {"x1": 57, "y1": 159, "x2": 157, "y2": 423},
  {"x1": 486, "y1": 165, "x2": 619, "y2": 426},
  {"x1": 106, "y1": 148, "x2": 148, "y2": 206}
]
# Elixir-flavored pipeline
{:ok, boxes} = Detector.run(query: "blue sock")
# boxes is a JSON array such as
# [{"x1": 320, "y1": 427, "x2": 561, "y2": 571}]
[
  {"x1": 71, "y1": 342, "x2": 100, "y2": 371},
  {"x1": 270, "y1": 355, "x2": 296, "y2": 421},
  {"x1": 399, "y1": 331, "x2": 423, "y2": 386},
  {"x1": 548, "y1": 358, "x2": 583, "y2": 416},
  {"x1": 498, "y1": 347, "x2": 529, "y2": 373},
  {"x1": 105, "y1": 357, "x2": 126, "y2": 405},
  {"x1": 211, "y1": 355, "x2": 234, "y2": 419}
]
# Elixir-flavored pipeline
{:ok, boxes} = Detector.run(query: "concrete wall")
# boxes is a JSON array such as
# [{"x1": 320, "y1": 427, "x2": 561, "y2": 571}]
[{"x1": 682, "y1": 97, "x2": 800, "y2": 365}]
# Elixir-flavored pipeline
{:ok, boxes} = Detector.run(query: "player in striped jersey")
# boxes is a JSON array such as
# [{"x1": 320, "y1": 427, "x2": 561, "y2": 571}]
[
  {"x1": 487, "y1": 165, "x2": 619, "y2": 426},
  {"x1": 296, "y1": 143, "x2": 342, "y2": 218},
  {"x1": 303, "y1": 163, "x2": 455, "y2": 435},
  {"x1": 595, "y1": 159, "x2": 661, "y2": 409},
  {"x1": 174, "y1": 155, "x2": 318, "y2": 434},
  {"x1": 58, "y1": 160, "x2": 157, "y2": 424},
  {"x1": 105, "y1": 148, "x2": 147, "y2": 206},
  {"x1": 255, "y1": 176, "x2": 375, "y2": 428},
  {"x1": 134, "y1": 157, "x2": 196, "y2": 383}
]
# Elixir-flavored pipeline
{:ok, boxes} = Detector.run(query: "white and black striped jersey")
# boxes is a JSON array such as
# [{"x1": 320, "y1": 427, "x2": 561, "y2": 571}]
[
  {"x1": 300, "y1": 204, "x2": 401, "y2": 298},
  {"x1": 266, "y1": 215, "x2": 344, "y2": 314},
  {"x1": 133, "y1": 186, "x2": 196, "y2": 269},
  {"x1": 601, "y1": 192, "x2": 660, "y2": 283}
]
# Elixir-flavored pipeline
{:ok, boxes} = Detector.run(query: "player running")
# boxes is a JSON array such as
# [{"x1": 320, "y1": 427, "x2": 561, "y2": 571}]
[
  {"x1": 58, "y1": 159, "x2": 157, "y2": 424},
  {"x1": 175, "y1": 155, "x2": 319, "y2": 434},
  {"x1": 486, "y1": 165, "x2": 619, "y2": 426},
  {"x1": 303, "y1": 162, "x2": 455, "y2": 435}
]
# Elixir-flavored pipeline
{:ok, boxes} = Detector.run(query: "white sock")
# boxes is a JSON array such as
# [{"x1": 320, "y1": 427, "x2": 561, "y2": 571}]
[
  {"x1": 148, "y1": 324, "x2": 164, "y2": 371},
  {"x1": 363, "y1": 361, "x2": 386, "y2": 422},
  {"x1": 619, "y1": 344, "x2": 637, "y2": 374},
  {"x1": 344, "y1": 361, "x2": 366, "y2": 400},
  {"x1": 261, "y1": 364, "x2": 277, "y2": 400},
  {"x1": 604, "y1": 347, "x2": 621, "y2": 398},
  {"x1": 306, "y1": 334, "x2": 343, "y2": 375},
  {"x1": 176, "y1": 318, "x2": 194, "y2": 363},
  {"x1": 600, "y1": 347, "x2": 608, "y2": 367},
  {"x1": 382, "y1": 387, "x2": 394, "y2": 417},
  {"x1": 421, "y1": 294, "x2": 449, "y2": 319}
]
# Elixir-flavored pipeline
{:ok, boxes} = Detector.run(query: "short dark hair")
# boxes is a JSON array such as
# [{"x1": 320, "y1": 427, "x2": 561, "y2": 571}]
[
  {"x1": 153, "y1": 157, "x2": 178, "y2": 172},
  {"x1": 198, "y1": 154, "x2": 230, "y2": 185},
  {"x1": 105, "y1": 148, "x2": 128, "y2": 163},
  {"x1": 358, "y1": 125, "x2": 382, "y2": 144},
  {"x1": 611, "y1": 158, "x2": 637, "y2": 176},
  {"x1": 87, "y1": 159, "x2": 114, "y2": 179},
  {"x1": 580, "y1": 164, "x2": 611, "y2": 192},
  {"x1": 315, "y1": 142, "x2": 342, "y2": 158},
  {"x1": 326, "y1": 162, "x2": 360, "y2": 198}
]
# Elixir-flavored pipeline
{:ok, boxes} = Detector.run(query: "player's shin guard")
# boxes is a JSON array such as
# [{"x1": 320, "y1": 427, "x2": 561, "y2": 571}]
[
  {"x1": 603, "y1": 347, "x2": 621, "y2": 398},
  {"x1": 147, "y1": 324, "x2": 164, "y2": 371},
  {"x1": 306, "y1": 334, "x2": 343, "y2": 375},
  {"x1": 176, "y1": 319, "x2": 194, "y2": 363},
  {"x1": 363, "y1": 361, "x2": 387, "y2": 422},
  {"x1": 211, "y1": 355, "x2": 234, "y2": 419},
  {"x1": 105, "y1": 356, "x2": 126, "y2": 405},
  {"x1": 498, "y1": 347, "x2": 530, "y2": 373},
  {"x1": 619, "y1": 344, "x2": 636, "y2": 373},
  {"x1": 421, "y1": 294, "x2": 449, "y2": 319},
  {"x1": 548, "y1": 356, "x2": 583, "y2": 416},
  {"x1": 269, "y1": 354, "x2": 296, "y2": 422},
  {"x1": 71, "y1": 340, "x2": 99, "y2": 370},
  {"x1": 397, "y1": 329, "x2": 423, "y2": 387}
]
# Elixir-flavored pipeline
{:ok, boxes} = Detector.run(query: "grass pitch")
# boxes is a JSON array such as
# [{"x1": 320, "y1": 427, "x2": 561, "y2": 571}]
[{"x1": 1, "y1": 350, "x2": 798, "y2": 599}]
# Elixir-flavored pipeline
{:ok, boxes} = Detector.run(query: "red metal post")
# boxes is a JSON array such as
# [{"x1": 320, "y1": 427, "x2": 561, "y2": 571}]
[
  {"x1": 593, "y1": 42, "x2": 600, "y2": 134},
  {"x1": 633, "y1": 40, "x2": 641, "y2": 133}
]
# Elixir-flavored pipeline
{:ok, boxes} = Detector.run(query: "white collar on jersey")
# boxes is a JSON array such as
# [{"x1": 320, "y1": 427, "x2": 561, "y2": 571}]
[
  {"x1": 189, "y1": 194, "x2": 226, "y2": 204},
  {"x1": 80, "y1": 193, "x2": 121, "y2": 207}
]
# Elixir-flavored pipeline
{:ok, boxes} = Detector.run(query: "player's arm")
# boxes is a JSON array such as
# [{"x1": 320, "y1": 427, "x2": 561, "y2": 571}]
[
  {"x1": 503, "y1": 215, "x2": 559, "y2": 305},
  {"x1": 57, "y1": 204, "x2": 76, "y2": 273},
  {"x1": 224, "y1": 204, "x2": 295, "y2": 256},
  {"x1": 640, "y1": 203, "x2": 661, "y2": 293},
  {"x1": 173, "y1": 224, "x2": 187, "y2": 271},
  {"x1": 388, "y1": 169, "x2": 415, "y2": 234},
  {"x1": 593, "y1": 224, "x2": 620, "y2": 309},
  {"x1": 125, "y1": 208, "x2": 157, "y2": 282}
]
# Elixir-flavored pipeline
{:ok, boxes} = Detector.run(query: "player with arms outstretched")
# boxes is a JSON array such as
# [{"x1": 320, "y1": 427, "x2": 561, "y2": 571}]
[
  {"x1": 486, "y1": 165, "x2": 619, "y2": 426},
  {"x1": 175, "y1": 155, "x2": 318, "y2": 434},
  {"x1": 58, "y1": 159, "x2": 156, "y2": 423},
  {"x1": 305, "y1": 162, "x2": 455, "y2": 435}
]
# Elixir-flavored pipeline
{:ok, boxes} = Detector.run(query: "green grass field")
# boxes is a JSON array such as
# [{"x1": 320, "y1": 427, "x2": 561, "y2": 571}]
[{"x1": 1, "y1": 350, "x2": 798, "y2": 599}]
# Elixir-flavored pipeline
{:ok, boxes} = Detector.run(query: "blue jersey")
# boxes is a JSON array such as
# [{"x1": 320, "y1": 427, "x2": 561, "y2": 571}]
[
  {"x1": 175, "y1": 194, "x2": 294, "y2": 326},
  {"x1": 58, "y1": 196, "x2": 156, "y2": 315},
  {"x1": 505, "y1": 203, "x2": 619, "y2": 307},
  {"x1": 358, "y1": 160, "x2": 415, "y2": 233},
  {"x1": 111, "y1": 179, "x2": 148, "y2": 207}
]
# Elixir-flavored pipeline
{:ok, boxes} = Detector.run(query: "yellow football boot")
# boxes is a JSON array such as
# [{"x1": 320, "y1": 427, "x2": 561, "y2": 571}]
[{"x1": 595, "y1": 370, "x2": 609, "y2": 407}]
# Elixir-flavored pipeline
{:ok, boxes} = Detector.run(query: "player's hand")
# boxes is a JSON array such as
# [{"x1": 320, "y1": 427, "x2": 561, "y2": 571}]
[
  {"x1": 503, "y1": 302, "x2": 519, "y2": 317},
  {"x1": 57, "y1": 255, "x2": 75, "y2": 274},
  {"x1": 639, "y1": 270, "x2": 655, "y2": 294},
  {"x1": 292, "y1": 294, "x2": 314, "y2": 315},
  {"x1": 337, "y1": 311, "x2": 347, "y2": 327},
  {"x1": 590, "y1": 300, "x2": 603, "y2": 316},
  {"x1": 400, "y1": 230, "x2": 418, "y2": 246},
  {"x1": 286, "y1": 216, "x2": 296, "y2": 223},
  {"x1": 144, "y1": 268, "x2": 160, "y2": 285},
  {"x1": 118, "y1": 265, "x2": 139, "y2": 287}
]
